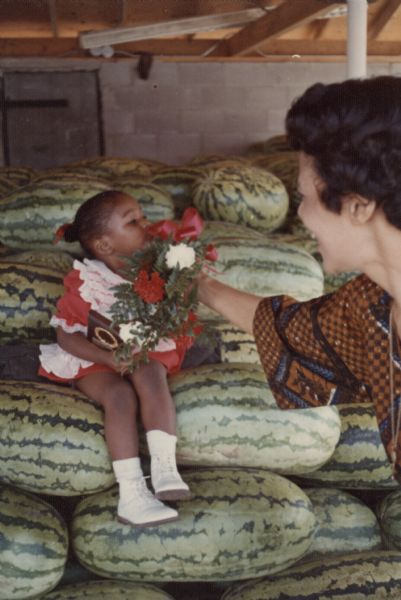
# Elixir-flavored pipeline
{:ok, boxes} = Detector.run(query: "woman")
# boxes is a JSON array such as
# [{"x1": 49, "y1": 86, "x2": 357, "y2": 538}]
[{"x1": 198, "y1": 76, "x2": 401, "y2": 481}]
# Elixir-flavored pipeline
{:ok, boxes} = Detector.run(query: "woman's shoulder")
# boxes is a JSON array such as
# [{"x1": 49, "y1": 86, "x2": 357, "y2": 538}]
[{"x1": 334, "y1": 273, "x2": 383, "y2": 303}]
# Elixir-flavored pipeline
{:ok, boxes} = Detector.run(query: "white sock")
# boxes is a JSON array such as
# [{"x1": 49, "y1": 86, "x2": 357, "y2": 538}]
[
  {"x1": 112, "y1": 456, "x2": 143, "y2": 497},
  {"x1": 146, "y1": 429, "x2": 177, "y2": 457}
]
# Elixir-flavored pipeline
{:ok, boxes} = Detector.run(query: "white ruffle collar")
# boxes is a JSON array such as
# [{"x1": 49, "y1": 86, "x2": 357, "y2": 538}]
[{"x1": 74, "y1": 259, "x2": 127, "y2": 318}]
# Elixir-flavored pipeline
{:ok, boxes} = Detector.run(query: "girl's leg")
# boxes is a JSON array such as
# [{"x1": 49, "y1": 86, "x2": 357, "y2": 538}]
[
  {"x1": 128, "y1": 361, "x2": 191, "y2": 500},
  {"x1": 76, "y1": 371, "x2": 178, "y2": 526},
  {"x1": 76, "y1": 370, "x2": 139, "y2": 459},
  {"x1": 129, "y1": 359, "x2": 176, "y2": 434}
]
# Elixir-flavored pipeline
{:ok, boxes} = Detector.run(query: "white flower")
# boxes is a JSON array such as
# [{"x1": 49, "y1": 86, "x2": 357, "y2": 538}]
[
  {"x1": 165, "y1": 243, "x2": 196, "y2": 270},
  {"x1": 119, "y1": 321, "x2": 146, "y2": 345}
]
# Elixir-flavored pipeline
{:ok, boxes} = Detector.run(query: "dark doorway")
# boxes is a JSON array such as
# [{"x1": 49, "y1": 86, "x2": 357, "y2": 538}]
[{"x1": 2, "y1": 70, "x2": 103, "y2": 169}]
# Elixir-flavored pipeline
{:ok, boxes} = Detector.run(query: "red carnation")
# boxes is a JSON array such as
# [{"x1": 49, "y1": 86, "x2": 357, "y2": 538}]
[
  {"x1": 205, "y1": 244, "x2": 218, "y2": 262},
  {"x1": 133, "y1": 269, "x2": 166, "y2": 303}
]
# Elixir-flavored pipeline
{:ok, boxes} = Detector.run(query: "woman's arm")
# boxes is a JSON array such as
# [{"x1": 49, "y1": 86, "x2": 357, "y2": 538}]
[{"x1": 197, "y1": 273, "x2": 262, "y2": 335}]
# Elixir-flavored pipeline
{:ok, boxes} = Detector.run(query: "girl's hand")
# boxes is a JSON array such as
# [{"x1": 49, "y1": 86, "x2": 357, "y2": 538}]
[{"x1": 103, "y1": 351, "x2": 132, "y2": 375}]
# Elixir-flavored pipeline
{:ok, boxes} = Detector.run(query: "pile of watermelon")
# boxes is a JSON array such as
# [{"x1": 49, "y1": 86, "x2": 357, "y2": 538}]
[{"x1": 0, "y1": 139, "x2": 399, "y2": 599}]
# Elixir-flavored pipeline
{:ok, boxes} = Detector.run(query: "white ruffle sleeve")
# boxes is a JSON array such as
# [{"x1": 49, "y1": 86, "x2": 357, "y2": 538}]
[{"x1": 39, "y1": 344, "x2": 94, "y2": 379}]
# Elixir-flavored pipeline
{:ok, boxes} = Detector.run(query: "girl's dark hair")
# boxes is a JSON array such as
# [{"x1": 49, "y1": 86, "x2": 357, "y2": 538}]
[
  {"x1": 286, "y1": 76, "x2": 401, "y2": 230},
  {"x1": 62, "y1": 190, "x2": 123, "y2": 253}
]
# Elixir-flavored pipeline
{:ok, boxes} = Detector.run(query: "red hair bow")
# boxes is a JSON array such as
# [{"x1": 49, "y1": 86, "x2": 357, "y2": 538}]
[{"x1": 53, "y1": 223, "x2": 70, "y2": 245}]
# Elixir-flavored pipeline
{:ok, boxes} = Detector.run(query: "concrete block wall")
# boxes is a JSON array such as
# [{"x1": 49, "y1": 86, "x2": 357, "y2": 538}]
[
  {"x1": 0, "y1": 58, "x2": 399, "y2": 167},
  {"x1": 100, "y1": 60, "x2": 394, "y2": 164}
]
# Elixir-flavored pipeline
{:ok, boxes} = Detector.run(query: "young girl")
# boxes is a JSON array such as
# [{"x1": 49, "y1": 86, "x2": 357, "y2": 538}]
[{"x1": 39, "y1": 190, "x2": 192, "y2": 528}]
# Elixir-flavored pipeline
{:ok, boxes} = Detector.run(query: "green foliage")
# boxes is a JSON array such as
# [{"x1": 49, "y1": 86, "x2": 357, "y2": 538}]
[{"x1": 109, "y1": 234, "x2": 214, "y2": 371}]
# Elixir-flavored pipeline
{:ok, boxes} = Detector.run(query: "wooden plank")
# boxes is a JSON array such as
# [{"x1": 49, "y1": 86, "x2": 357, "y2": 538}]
[
  {"x1": 208, "y1": 0, "x2": 342, "y2": 56},
  {"x1": 368, "y1": 0, "x2": 401, "y2": 39},
  {"x1": 0, "y1": 37, "x2": 211, "y2": 57},
  {"x1": 121, "y1": 0, "x2": 282, "y2": 23},
  {"x1": 78, "y1": 8, "x2": 267, "y2": 49},
  {"x1": 1, "y1": 37, "x2": 401, "y2": 59}
]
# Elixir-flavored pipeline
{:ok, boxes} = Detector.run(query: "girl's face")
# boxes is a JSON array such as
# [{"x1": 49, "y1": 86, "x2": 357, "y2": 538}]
[
  {"x1": 297, "y1": 152, "x2": 359, "y2": 274},
  {"x1": 106, "y1": 194, "x2": 148, "y2": 256}
]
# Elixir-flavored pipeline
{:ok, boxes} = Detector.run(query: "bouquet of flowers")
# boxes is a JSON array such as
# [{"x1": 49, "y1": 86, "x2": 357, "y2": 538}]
[{"x1": 109, "y1": 207, "x2": 218, "y2": 370}]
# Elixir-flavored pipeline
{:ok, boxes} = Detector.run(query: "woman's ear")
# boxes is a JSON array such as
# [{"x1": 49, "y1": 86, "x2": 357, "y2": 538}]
[{"x1": 345, "y1": 194, "x2": 376, "y2": 225}]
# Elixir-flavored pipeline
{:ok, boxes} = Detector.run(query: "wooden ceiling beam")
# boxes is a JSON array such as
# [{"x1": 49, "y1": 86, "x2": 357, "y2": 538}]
[
  {"x1": 1, "y1": 37, "x2": 401, "y2": 59},
  {"x1": 368, "y1": 0, "x2": 401, "y2": 39},
  {"x1": 207, "y1": 0, "x2": 342, "y2": 56}
]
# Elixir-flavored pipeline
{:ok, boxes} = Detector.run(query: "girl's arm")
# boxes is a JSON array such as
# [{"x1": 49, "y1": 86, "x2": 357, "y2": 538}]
[
  {"x1": 197, "y1": 273, "x2": 262, "y2": 335},
  {"x1": 56, "y1": 327, "x2": 117, "y2": 370}
]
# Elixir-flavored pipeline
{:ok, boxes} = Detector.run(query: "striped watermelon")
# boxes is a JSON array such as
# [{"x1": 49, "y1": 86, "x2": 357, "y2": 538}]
[
  {"x1": 199, "y1": 220, "x2": 266, "y2": 244},
  {"x1": 32, "y1": 168, "x2": 110, "y2": 184},
  {"x1": 377, "y1": 489, "x2": 401, "y2": 550},
  {"x1": 43, "y1": 581, "x2": 175, "y2": 599},
  {"x1": 248, "y1": 151, "x2": 311, "y2": 238},
  {"x1": 264, "y1": 231, "x2": 318, "y2": 255},
  {"x1": 65, "y1": 157, "x2": 164, "y2": 179},
  {"x1": 0, "y1": 261, "x2": 63, "y2": 343},
  {"x1": 0, "y1": 175, "x2": 19, "y2": 197},
  {"x1": 166, "y1": 363, "x2": 341, "y2": 473},
  {"x1": 208, "y1": 321, "x2": 260, "y2": 364},
  {"x1": 189, "y1": 154, "x2": 250, "y2": 168},
  {"x1": 207, "y1": 237, "x2": 324, "y2": 303},
  {"x1": 296, "y1": 403, "x2": 396, "y2": 489},
  {"x1": 0, "y1": 484, "x2": 68, "y2": 599},
  {"x1": 192, "y1": 166, "x2": 289, "y2": 233},
  {"x1": 151, "y1": 166, "x2": 203, "y2": 217},
  {"x1": 0, "y1": 166, "x2": 37, "y2": 187},
  {"x1": 0, "y1": 249, "x2": 74, "y2": 273},
  {"x1": 0, "y1": 175, "x2": 109, "y2": 249},
  {"x1": 302, "y1": 487, "x2": 382, "y2": 560},
  {"x1": 221, "y1": 551, "x2": 401, "y2": 600},
  {"x1": 71, "y1": 468, "x2": 317, "y2": 582},
  {"x1": 0, "y1": 380, "x2": 114, "y2": 496},
  {"x1": 115, "y1": 178, "x2": 175, "y2": 221}
]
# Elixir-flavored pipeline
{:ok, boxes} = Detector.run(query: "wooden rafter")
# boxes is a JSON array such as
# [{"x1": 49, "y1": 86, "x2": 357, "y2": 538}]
[
  {"x1": 368, "y1": 0, "x2": 401, "y2": 39},
  {"x1": 207, "y1": 0, "x2": 342, "y2": 57},
  {"x1": 79, "y1": 8, "x2": 267, "y2": 49}
]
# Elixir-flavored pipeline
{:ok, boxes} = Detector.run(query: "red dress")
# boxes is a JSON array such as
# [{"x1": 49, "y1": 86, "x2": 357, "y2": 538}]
[{"x1": 39, "y1": 259, "x2": 193, "y2": 382}]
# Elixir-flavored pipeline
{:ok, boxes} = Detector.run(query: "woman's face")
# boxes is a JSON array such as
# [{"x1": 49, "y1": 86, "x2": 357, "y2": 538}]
[
  {"x1": 106, "y1": 194, "x2": 149, "y2": 256},
  {"x1": 297, "y1": 152, "x2": 358, "y2": 274}
]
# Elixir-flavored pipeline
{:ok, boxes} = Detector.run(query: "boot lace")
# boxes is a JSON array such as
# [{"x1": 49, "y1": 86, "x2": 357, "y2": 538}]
[{"x1": 153, "y1": 454, "x2": 177, "y2": 475}]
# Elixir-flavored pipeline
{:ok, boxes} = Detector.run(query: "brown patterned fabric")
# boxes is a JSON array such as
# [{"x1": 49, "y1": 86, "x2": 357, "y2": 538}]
[{"x1": 253, "y1": 274, "x2": 401, "y2": 474}]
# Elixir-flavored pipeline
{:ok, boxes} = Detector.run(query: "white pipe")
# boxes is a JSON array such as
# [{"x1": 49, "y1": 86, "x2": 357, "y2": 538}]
[{"x1": 347, "y1": 0, "x2": 368, "y2": 79}]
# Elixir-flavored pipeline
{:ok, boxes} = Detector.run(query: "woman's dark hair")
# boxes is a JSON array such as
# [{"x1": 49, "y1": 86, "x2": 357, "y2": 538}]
[
  {"x1": 286, "y1": 76, "x2": 401, "y2": 229},
  {"x1": 62, "y1": 190, "x2": 123, "y2": 254}
]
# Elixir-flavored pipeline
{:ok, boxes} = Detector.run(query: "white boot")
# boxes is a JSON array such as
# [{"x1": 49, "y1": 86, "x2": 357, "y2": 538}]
[
  {"x1": 146, "y1": 430, "x2": 191, "y2": 501},
  {"x1": 113, "y1": 457, "x2": 178, "y2": 527}
]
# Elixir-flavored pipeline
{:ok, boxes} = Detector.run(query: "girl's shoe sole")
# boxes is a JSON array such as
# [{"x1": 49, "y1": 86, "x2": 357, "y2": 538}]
[
  {"x1": 155, "y1": 489, "x2": 192, "y2": 501},
  {"x1": 117, "y1": 514, "x2": 179, "y2": 528}
]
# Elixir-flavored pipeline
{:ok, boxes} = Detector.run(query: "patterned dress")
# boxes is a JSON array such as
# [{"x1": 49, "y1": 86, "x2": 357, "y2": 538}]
[
  {"x1": 39, "y1": 258, "x2": 193, "y2": 382},
  {"x1": 253, "y1": 274, "x2": 401, "y2": 477}
]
